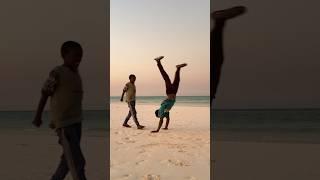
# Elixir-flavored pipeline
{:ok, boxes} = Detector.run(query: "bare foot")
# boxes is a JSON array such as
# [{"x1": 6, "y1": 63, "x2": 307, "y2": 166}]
[
  {"x1": 151, "y1": 130, "x2": 159, "y2": 133},
  {"x1": 162, "y1": 128, "x2": 168, "y2": 130},
  {"x1": 154, "y1": 56, "x2": 164, "y2": 63},
  {"x1": 123, "y1": 124, "x2": 131, "y2": 128},
  {"x1": 211, "y1": 6, "x2": 247, "y2": 20},
  {"x1": 176, "y1": 63, "x2": 187, "y2": 68},
  {"x1": 137, "y1": 125, "x2": 145, "y2": 129}
]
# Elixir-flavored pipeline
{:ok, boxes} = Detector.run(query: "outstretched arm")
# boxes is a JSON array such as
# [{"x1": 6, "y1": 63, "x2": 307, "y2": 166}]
[
  {"x1": 151, "y1": 117, "x2": 164, "y2": 133},
  {"x1": 120, "y1": 84, "x2": 128, "y2": 102},
  {"x1": 163, "y1": 116, "x2": 170, "y2": 130},
  {"x1": 33, "y1": 94, "x2": 49, "y2": 127},
  {"x1": 120, "y1": 90, "x2": 126, "y2": 102},
  {"x1": 33, "y1": 69, "x2": 58, "y2": 128}
]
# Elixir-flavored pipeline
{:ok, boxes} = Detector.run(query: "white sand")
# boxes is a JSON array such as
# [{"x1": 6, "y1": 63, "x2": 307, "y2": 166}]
[
  {"x1": 213, "y1": 141, "x2": 320, "y2": 180},
  {"x1": 0, "y1": 130, "x2": 107, "y2": 180},
  {"x1": 110, "y1": 102, "x2": 210, "y2": 180}
]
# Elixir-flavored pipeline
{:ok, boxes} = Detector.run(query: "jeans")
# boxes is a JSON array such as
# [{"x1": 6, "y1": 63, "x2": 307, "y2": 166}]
[
  {"x1": 51, "y1": 123, "x2": 86, "y2": 180},
  {"x1": 123, "y1": 101, "x2": 141, "y2": 126}
]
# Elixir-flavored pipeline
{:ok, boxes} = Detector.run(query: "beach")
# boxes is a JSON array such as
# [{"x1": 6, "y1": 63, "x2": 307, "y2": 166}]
[
  {"x1": 213, "y1": 109, "x2": 320, "y2": 180},
  {"x1": 214, "y1": 141, "x2": 320, "y2": 180},
  {"x1": 0, "y1": 111, "x2": 108, "y2": 180},
  {"x1": 110, "y1": 100, "x2": 210, "y2": 180},
  {"x1": 1, "y1": 107, "x2": 320, "y2": 180},
  {"x1": 0, "y1": 130, "x2": 107, "y2": 180}
]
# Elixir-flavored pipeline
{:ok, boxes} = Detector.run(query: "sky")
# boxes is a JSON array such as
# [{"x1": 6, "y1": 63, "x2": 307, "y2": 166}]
[
  {"x1": 1, "y1": 0, "x2": 318, "y2": 109},
  {"x1": 212, "y1": 0, "x2": 320, "y2": 109},
  {"x1": 110, "y1": 0, "x2": 210, "y2": 96},
  {"x1": 0, "y1": 0, "x2": 109, "y2": 110}
]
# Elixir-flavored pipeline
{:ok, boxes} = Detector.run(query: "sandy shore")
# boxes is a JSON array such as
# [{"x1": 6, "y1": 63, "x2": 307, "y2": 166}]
[
  {"x1": 213, "y1": 141, "x2": 320, "y2": 180},
  {"x1": 110, "y1": 103, "x2": 210, "y2": 180},
  {"x1": 2, "y1": 106, "x2": 319, "y2": 180},
  {"x1": 0, "y1": 129, "x2": 107, "y2": 180}
]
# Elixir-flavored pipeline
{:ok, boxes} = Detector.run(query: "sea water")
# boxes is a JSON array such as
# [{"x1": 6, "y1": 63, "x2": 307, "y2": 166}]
[
  {"x1": 110, "y1": 96, "x2": 210, "y2": 107},
  {"x1": 0, "y1": 110, "x2": 108, "y2": 131},
  {"x1": 213, "y1": 109, "x2": 320, "y2": 143}
]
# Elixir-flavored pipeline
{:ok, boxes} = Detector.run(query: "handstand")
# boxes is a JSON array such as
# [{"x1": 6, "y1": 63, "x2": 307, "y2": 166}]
[
  {"x1": 151, "y1": 56, "x2": 187, "y2": 133},
  {"x1": 211, "y1": 6, "x2": 247, "y2": 103},
  {"x1": 210, "y1": 6, "x2": 247, "y2": 180}
]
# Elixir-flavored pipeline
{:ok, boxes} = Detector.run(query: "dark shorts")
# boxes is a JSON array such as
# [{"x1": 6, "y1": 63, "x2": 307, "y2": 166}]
[{"x1": 158, "y1": 99, "x2": 175, "y2": 118}]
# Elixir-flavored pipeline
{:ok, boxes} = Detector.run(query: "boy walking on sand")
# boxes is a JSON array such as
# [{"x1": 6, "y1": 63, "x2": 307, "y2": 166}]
[
  {"x1": 33, "y1": 41, "x2": 87, "y2": 180},
  {"x1": 120, "y1": 74, "x2": 145, "y2": 129}
]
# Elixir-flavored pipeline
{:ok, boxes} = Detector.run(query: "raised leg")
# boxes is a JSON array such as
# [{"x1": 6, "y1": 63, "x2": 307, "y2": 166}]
[
  {"x1": 211, "y1": 20, "x2": 225, "y2": 103},
  {"x1": 156, "y1": 59, "x2": 172, "y2": 89},
  {"x1": 210, "y1": 6, "x2": 247, "y2": 103},
  {"x1": 172, "y1": 63, "x2": 187, "y2": 94}
]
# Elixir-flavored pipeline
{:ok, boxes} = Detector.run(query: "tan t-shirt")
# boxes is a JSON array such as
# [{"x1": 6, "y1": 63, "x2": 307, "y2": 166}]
[
  {"x1": 43, "y1": 65, "x2": 83, "y2": 129},
  {"x1": 123, "y1": 82, "x2": 136, "y2": 102}
]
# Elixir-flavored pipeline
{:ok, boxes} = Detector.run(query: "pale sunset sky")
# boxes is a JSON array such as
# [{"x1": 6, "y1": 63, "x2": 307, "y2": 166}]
[
  {"x1": 212, "y1": 0, "x2": 320, "y2": 109},
  {"x1": 0, "y1": 0, "x2": 107, "y2": 110},
  {"x1": 110, "y1": 0, "x2": 210, "y2": 96}
]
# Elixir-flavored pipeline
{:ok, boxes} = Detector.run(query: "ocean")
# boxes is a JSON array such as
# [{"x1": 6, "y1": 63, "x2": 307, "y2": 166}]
[
  {"x1": 214, "y1": 109, "x2": 320, "y2": 131},
  {"x1": 0, "y1": 110, "x2": 108, "y2": 131},
  {"x1": 110, "y1": 96, "x2": 210, "y2": 107},
  {"x1": 0, "y1": 96, "x2": 208, "y2": 131},
  {"x1": 1, "y1": 97, "x2": 319, "y2": 144},
  {"x1": 213, "y1": 109, "x2": 320, "y2": 143}
]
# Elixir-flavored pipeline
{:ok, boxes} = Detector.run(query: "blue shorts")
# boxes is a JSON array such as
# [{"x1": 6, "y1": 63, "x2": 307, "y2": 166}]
[{"x1": 158, "y1": 99, "x2": 175, "y2": 118}]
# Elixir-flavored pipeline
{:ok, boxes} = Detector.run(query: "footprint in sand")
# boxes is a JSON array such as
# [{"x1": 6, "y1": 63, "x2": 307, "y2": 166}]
[
  {"x1": 135, "y1": 160, "x2": 145, "y2": 165},
  {"x1": 185, "y1": 176, "x2": 197, "y2": 180},
  {"x1": 121, "y1": 174, "x2": 133, "y2": 179},
  {"x1": 167, "y1": 144, "x2": 188, "y2": 152},
  {"x1": 178, "y1": 149, "x2": 187, "y2": 153},
  {"x1": 177, "y1": 136, "x2": 184, "y2": 140},
  {"x1": 148, "y1": 133, "x2": 158, "y2": 137},
  {"x1": 140, "y1": 143, "x2": 159, "y2": 148},
  {"x1": 161, "y1": 159, "x2": 190, "y2": 167},
  {"x1": 115, "y1": 141, "x2": 124, "y2": 145},
  {"x1": 132, "y1": 132, "x2": 143, "y2": 136},
  {"x1": 123, "y1": 137, "x2": 136, "y2": 143},
  {"x1": 143, "y1": 174, "x2": 160, "y2": 180},
  {"x1": 138, "y1": 149, "x2": 147, "y2": 154}
]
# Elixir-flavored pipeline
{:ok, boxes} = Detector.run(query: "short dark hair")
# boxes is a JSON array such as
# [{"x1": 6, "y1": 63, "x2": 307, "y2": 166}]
[
  {"x1": 155, "y1": 109, "x2": 169, "y2": 118},
  {"x1": 61, "y1": 41, "x2": 82, "y2": 58},
  {"x1": 155, "y1": 109, "x2": 159, "y2": 117},
  {"x1": 129, "y1": 74, "x2": 136, "y2": 79}
]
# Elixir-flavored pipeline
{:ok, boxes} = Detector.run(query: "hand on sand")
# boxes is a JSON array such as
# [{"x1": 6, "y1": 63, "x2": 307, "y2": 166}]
[
  {"x1": 176, "y1": 63, "x2": 187, "y2": 68},
  {"x1": 154, "y1": 56, "x2": 164, "y2": 62},
  {"x1": 49, "y1": 123, "x2": 55, "y2": 129},
  {"x1": 151, "y1": 130, "x2": 159, "y2": 133},
  {"x1": 32, "y1": 117, "x2": 42, "y2": 128}
]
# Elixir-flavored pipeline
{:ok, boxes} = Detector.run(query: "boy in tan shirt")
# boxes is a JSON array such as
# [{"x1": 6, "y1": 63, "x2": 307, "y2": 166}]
[
  {"x1": 33, "y1": 41, "x2": 87, "y2": 180},
  {"x1": 120, "y1": 74, "x2": 145, "y2": 129}
]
